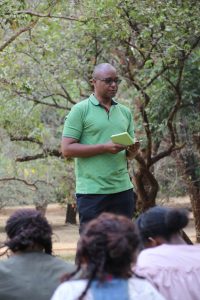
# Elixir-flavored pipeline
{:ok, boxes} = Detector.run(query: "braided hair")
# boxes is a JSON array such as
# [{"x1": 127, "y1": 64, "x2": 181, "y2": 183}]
[
  {"x1": 72, "y1": 213, "x2": 140, "y2": 300},
  {"x1": 136, "y1": 206, "x2": 189, "y2": 244},
  {"x1": 1, "y1": 209, "x2": 52, "y2": 255}
]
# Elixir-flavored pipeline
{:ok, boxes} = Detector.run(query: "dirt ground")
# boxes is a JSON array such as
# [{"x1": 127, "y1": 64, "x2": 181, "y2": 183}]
[{"x1": 0, "y1": 197, "x2": 197, "y2": 261}]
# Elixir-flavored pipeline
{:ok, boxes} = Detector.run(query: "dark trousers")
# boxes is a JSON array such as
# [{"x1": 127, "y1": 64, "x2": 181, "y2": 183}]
[{"x1": 76, "y1": 189, "x2": 135, "y2": 232}]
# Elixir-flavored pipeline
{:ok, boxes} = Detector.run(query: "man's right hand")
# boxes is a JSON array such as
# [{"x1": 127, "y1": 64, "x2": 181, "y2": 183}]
[{"x1": 104, "y1": 141, "x2": 126, "y2": 154}]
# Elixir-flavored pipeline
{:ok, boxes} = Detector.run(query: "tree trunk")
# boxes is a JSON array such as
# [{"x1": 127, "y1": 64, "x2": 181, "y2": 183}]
[
  {"x1": 181, "y1": 230, "x2": 193, "y2": 245},
  {"x1": 133, "y1": 166, "x2": 159, "y2": 212},
  {"x1": 65, "y1": 203, "x2": 77, "y2": 224},
  {"x1": 174, "y1": 150, "x2": 200, "y2": 242},
  {"x1": 35, "y1": 203, "x2": 48, "y2": 217}
]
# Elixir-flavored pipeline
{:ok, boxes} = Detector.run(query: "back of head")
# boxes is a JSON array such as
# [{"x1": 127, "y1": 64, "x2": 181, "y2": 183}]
[
  {"x1": 136, "y1": 206, "x2": 189, "y2": 245},
  {"x1": 76, "y1": 213, "x2": 140, "y2": 280},
  {"x1": 5, "y1": 209, "x2": 52, "y2": 254}
]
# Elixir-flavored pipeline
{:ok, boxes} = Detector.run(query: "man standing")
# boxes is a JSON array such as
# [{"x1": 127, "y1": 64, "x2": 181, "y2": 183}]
[{"x1": 61, "y1": 63, "x2": 139, "y2": 230}]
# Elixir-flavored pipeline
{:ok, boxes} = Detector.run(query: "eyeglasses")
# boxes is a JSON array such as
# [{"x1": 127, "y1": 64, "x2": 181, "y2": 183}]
[{"x1": 94, "y1": 77, "x2": 122, "y2": 85}]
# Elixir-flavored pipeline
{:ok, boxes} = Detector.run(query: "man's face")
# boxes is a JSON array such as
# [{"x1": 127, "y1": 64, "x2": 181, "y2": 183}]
[{"x1": 93, "y1": 67, "x2": 120, "y2": 99}]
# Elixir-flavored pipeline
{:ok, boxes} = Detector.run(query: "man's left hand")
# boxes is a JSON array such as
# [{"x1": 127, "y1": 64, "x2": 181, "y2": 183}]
[{"x1": 126, "y1": 141, "x2": 140, "y2": 159}]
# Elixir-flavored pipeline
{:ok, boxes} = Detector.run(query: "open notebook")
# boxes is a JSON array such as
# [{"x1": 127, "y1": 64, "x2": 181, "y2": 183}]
[{"x1": 111, "y1": 132, "x2": 134, "y2": 146}]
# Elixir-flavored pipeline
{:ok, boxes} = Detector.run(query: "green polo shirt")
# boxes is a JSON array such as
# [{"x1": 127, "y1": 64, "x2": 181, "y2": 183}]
[{"x1": 63, "y1": 94, "x2": 134, "y2": 194}]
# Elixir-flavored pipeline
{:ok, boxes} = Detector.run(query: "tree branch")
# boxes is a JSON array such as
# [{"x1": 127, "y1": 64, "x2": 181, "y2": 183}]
[
  {"x1": 151, "y1": 143, "x2": 185, "y2": 165},
  {"x1": 0, "y1": 177, "x2": 53, "y2": 190},
  {"x1": 0, "y1": 20, "x2": 37, "y2": 52},
  {"x1": 15, "y1": 10, "x2": 87, "y2": 23},
  {"x1": 126, "y1": 61, "x2": 152, "y2": 165},
  {"x1": 0, "y1": 177, "x2": 37, "y2": 190},
  {"x1": 14, "y1": 90, "x2": 70, "y2": 110},
  {"x1": 10, "y1": 135, "x2": 43, "y2": 145},
  {"x1": 143, "y1": 32, "x2": 163, "y2": 63},
  {"x1": 151, "y1": 60, "x2": 186, "y2": 166},
  {"x1": 134, "y1": 151, "x2": 147, "y2": 167},
  {"x1": 59, "y1": 83, "x2": 77, "y2": 105},
  {"x1": 124, "y1": 40, "x2": 145, "y2": 60},
  {"x1": 185, "y1": 35, "x2": 200, "y2": 59},
  {"x1": 120, "y1": 6, "x2": 140, "y2": 35},
  {"x1": 144, "y1": 64, "x2": 169, "y2": 90},
  {"x1": 167, "y1": 60, "x2": 185, "y2": 146},
  {"x1": 16, "y1": 148, "x2": 61, "y2": 162},
  {"x1": 126, "y1": 63, "x2": 150, "y2": 106}
]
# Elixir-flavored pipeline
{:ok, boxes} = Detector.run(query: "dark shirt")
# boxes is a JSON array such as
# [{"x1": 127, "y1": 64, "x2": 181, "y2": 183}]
[{"x1": 0, "y1": 252, "x2": 76, "y2": 300}]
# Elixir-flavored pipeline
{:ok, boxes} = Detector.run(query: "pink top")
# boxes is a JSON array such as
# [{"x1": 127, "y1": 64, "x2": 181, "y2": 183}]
[{"x1": 135, "y1": 244, "x2": 200, "y2": 300}]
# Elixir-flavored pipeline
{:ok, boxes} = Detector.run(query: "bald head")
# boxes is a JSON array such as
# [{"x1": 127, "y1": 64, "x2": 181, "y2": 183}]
[
  {"x1": 93, "y1": 63, "x2": 116, "y2": 78},
  {"x1": 92, "y1": 63, "x2": 119, "y2": 102}
]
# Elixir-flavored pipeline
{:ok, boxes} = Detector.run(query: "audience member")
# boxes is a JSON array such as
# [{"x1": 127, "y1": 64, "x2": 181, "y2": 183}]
[
  {"x1": 0, "y1": 209, "x2": 76, "y2": 300},
  {"x1": 135, "y1": 206, "x2": 200, "y2": 300},
  {"x1": 51, "y1": 213, "x2": 164, "y2": 300}
]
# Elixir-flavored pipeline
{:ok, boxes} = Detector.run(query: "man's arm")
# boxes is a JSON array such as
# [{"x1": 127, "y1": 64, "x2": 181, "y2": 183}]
[{"x1": 61, "y1": 137, "x2": 126, "y2": 158}]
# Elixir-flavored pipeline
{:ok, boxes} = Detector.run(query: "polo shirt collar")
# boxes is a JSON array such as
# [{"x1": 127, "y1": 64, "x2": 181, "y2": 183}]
[{"x1": 89, "y1": 94, "x2": 118, "y2": 106}]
